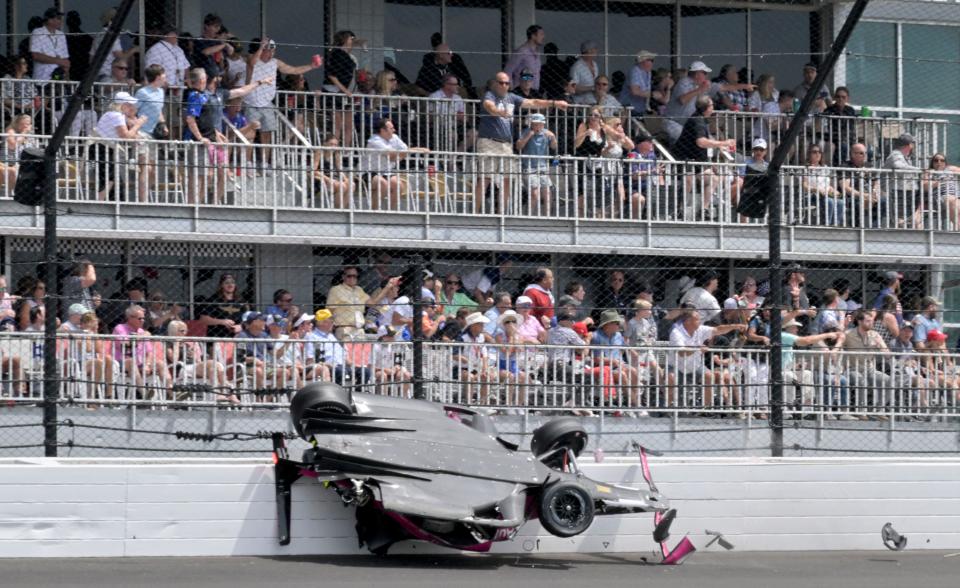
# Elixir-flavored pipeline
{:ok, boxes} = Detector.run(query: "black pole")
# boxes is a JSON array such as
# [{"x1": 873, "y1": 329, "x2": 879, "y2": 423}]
[
  {"x1": 40, "y1": 0, "x2": 137, "y2": 457},
  {"x1": 412, "y1": 256, "x2": 425, "y2": 400},
  {"x1": 765, "y1": 0, "x2": 870, "y2": 458}
]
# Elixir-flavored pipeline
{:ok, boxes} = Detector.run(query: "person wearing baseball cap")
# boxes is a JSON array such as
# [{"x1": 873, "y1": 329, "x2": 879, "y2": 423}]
[
  {"x1": 792, "y1": 62, "x2": 831, "y2": 109},
  {"x1": 517, "y1": 111, "x2": 557, "y2": 216},
  {"x1": 620, "y1": 50, "x2": 657, "y2": 115},
  {"x1": 872, "y1": 270, "x2": 903, "y2": 311},
  {"x1": 912, "y1": 295, "x2": 942, "y2": 349},
  {"x1": 663, "y1": 59, "x2": 754, "y2": 143},
  {"x1": 570, "y1": 40, "x2": 601, "y2": 103},
  {"x1": 781, "y1": 318, "x2": 842, "y2": 409},
  {"x1": 884, "y1": 133, "x2": 920, "y2": 193},
  {"x1": 30, "y1": 8, "x2": 70, "y2": 81}
]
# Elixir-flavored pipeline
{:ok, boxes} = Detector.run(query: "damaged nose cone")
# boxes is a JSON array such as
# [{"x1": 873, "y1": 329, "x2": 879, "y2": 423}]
[{"x1": 881, "y1": 522, "x2": 907, "y2": 551}]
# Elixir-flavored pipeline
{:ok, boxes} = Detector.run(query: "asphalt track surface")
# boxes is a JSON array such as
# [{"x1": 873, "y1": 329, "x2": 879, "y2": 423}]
[{"x1": 1, "y1": 551, "x2": 958, "y2": 588}]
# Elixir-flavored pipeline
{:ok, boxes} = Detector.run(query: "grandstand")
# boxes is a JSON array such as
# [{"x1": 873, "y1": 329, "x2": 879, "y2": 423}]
[{"x1": 1, "y1": 0, "x2": 959, "y2": 450}]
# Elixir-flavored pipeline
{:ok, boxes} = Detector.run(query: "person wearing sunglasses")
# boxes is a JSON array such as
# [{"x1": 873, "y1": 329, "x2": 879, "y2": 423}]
[
  {"x1": 91, "y1": 7, "x2": 139, "y2": 82},
  {"x1": 438, "y1": 273, "x2": 478, "y2": 318},
  {"x1": 923, "y1": 153, "x2": 960, "y2": 230}
]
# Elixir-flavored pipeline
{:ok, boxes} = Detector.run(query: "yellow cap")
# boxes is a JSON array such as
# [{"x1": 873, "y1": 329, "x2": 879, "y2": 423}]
[{"x1": 314, "y1": 308, "x2": 332, "y2": 321}]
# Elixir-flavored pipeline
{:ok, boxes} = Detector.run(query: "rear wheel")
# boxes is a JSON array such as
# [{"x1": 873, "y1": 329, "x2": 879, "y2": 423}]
[
  {"x1": 530, "y1": 417, "x2": 588, "y2": 469},
  {"x1": 538, "y1": 482, "x2": 595, "y2": 538},
  {"x1": 290, "y1": 382, "x2": 353, "y2": 437}
]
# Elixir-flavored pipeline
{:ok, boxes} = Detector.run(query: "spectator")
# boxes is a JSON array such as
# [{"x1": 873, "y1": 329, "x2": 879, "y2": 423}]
[
  {"x1": 99, "y1": 57, "x2": 136, "y2": 87},
  {"x1": 573, "y1": 106, "x2": 608, "y2": 213},
  {"x1": 196, "y1": 273, "x2": 247, "y2": 338},
  {"x1": 145, "y1": 25, "x2": 191, "y2": 88},
  {"x1": 781, "y1": 318, "x2": 841, "y2": 409},
  {"x1": 233, "y1": 311, "x2": 271, "y2": 389},
  {"x1": 369, "y1": 325, "x2": 411, "y2": 397},
  {"x1": 620, "y1": 50, "x2": 656, "y2": 116},
  {"x1": 522, "y1": 267, "x2": 555, "y2": 327},
  {"x1": 516, "y1": 112, "x2": 557, "y2": 216},
  {"x1": 737, "y1": 275, "x2": 764, "y2": 309},
  {"x1": 360, "y1": 253, "x2": 396, "y2": 296},
  {"x1": 649, "y1": 68, "x2": 674, "y2": 115},
  {"x1": 0, "y1": 275, "x2": 15, "y2": 320},
  {"x1": 192, "y1": 14, "x2": 234, "y2": 76},
  {"x1": 428, "y1": 74, "x2": 473, "y2": 151},
  {"x1": 625, "y1": 133, "x2": 660, "y2": 219},
  {"x1": 244, "y1": 37, "x2": 321, "y2": 175},
  {"x1": 813, "y1": 288, "x2": 846, "y2": 334},
  {"x1": 569, "y1": 41, "x2": 600, "y2": 103},
  {"x1": 839, "y1": 143, "x2": 887, "y2": 227},
  {"x1": 874, "y1": 294, "x2": 901, "y2": 349},
  {"x1": 505, "y1": 25, "x2": 545, "y2": 89},
  {"x1": 0, "y1": 114, "x2": 34, "y2": 190},
  {"x1": 62, "y1": 258, "x2": 97, "y2": 316},
  {"x1": 842, "y1": 309, "x2": 894, "y2": 419},
  {"x1": 664, "y1": 61, "x2": 753, "y2": 144},
  {"x1": 514, "y1": 296, "x2": 546, "y2": 343},
  {"x1": 306, "y1": 308, "x2": 371, "y2": 387},
  {"x1": 921, "y1": 329, "x2": 958, "y2": 406},
  {"x1": 512, "y1": 68, "x2": 542, "y2": 99},
  {"x1": 474, "y1": 72, "x2": 567, "y2": 214},
  {"x1": 582, "y1": 75, "x2": 623, "y2": 118},
  {"x1": 674, "y1": 95, "x2": 735, "y2": 217},
  {"x1": 264, "y1": 288, "x2": 297, "y2": 320},
  {"x1": 923, "y1": 153, "x2": 960, "y2": 230},
  {"x1": 421, "y1": 33, "x2": 474, "y2": 98},
  {"x1": 439, "y1": 273, "x2": 477, "y2": 318},
  {"x1": 730, "y1": 137, "x2": 769, "y2": 220},
  {"x1": 558, "y1": 281, "x2": 591, "y2": 324},
  {"x1": 324, "y1": 30, "x2": 358, "y2": 146},
  {"x1": 183, "y1": 66, "x2": 272, "y2": 204},
  {"x1": 679, "y1": 270, "x2": 722, "y2": 324},
  {"x1": 365, "y1": 117, "x2": 429, "y2": 210},
  {"x1": 166, "y1": 319, "x2": 239, "y2": 405},
  {"x1": 221, "y1": 37, "x2": 246, "y2": 89},
  {"x1": 2, "y1": 57, "x2": 42, "y2": 118},
  {"x1": 437, "y1": 307, "x2": 471, "y2": 341},
  {"x1": 146, "y1": 291, "x2": 185, "y2": 335},
  {"x1": 802, "y1": 144, "x2": 844, "y2": 226},
  {"x1": 94, "y1": 91, "x2": 148, "y2": 201},
  {"x1": 595, "y1": 270, "x2": 632, "y2": 319},
  {"x1": 483, "y1": 291, "x2": 512, "y2": 335},
  {"x1": 416, "y1": 42, "x2": 455, "y2": 94},
  {"x1": 462, "y1": 254, "x2": 512, "y2": 305},
  {"x1": 884, "y1": 133, "x2": 922, "y2": 227},
  {"x1": 714, "y1": 64, "x2": 747, "y2": 112},
  {"x1": 625, "y1": 298, "x2": 657, "y2": 346},
  {"x1": 63, "y1": 11, "x2": 92, "y2": 82},
  {"x1": 135, "y1": 64, "x2": 168, "y2": 139},
  {"x1": 90, "y1": 8, "x2": 138, "y2": 82},
  {"x1": 792, "y1": 62, "x2": 831, "y2": 110},
  {"x1": 454, "y1": 311, "x2": 496, "y2": 403},
  {"x1": 669, "y1": 309, "x2": 747, "y2": 408},
  {"x1": 113, "y1": 304, "x2": 171, "y2": 397},
  {"x1": 872, "y1": 270, "x2": 903, "y2": 320},
  {"x1": 59, "y1": 303, "x2": 87, "y2": 333},
  {"x1": 591, "y1": 309, "x2": 644, "y2": 410},
  {"x1": 30, "y1": 8, "x2": 70, "y2": 81},
  {"x1": 546, "y1": 310, "x2": 587, "y2": 383},
  {"x1": 314, "y1": 134, "x2": 353, "y2": 208},
  {"x1": 540, "y1": 43, "x2": 571, "y2": 100},
  {"x1": 912, "y1": 296, "x2": 942, "y2": 350},
  {"x1": 780, "y1": 263, "x2": 816, "y2": 330},
  {"x1": 746, "y1": 73, "x2": 779, "y2": 142},
  {"x1": 326, "y1": 266, "x2": 369, "y2": 338},
  {"x1": 822, "y1": 86, "x2": 857, "y2": 165},
  {"x1": 493, "y1": 310, "x2": 532, "y2": 405}
]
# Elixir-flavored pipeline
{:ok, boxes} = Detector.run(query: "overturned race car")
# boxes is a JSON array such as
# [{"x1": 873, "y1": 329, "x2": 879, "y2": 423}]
[{"x1": 273, "y1": 382, "x2": 694, "y2": 562}]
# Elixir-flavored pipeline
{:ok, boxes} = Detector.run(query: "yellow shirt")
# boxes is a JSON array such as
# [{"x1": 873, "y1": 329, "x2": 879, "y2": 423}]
[{"x1": 326, "y1": 284, "x2": 370, "y2": 329}]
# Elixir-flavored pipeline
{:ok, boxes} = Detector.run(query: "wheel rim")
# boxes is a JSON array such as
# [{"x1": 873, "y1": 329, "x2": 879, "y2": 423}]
[{"x1": 549, "y1": 490, "x2": 586, "y2": 529}]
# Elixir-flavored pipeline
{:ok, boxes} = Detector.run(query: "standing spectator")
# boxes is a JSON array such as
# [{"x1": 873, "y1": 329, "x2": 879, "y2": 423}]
[
  {"x1": 324, "y1": 30, "x2": 358, "y2": 147},
  {"x1": 674, "y1": 95, "x2": 735, "y2": 217},
  {"x1": 421, "y1": 33, "x2": 475, "y2": 98},
  {"x1": 474, "y1": 72, "x2": 566, "y2": 213},
  {"x1": 573, "y1": 107, "x2": 608, "y2": 214},
  {"x1": 64, "y1": 11, "x2": 92, "y2": 82},
  {"x1": 516, "y1": 112, "x2": 557, "y2": 216},
  {"x1": 90, "y1": 7, "x2": 138, "y2": 82},
  {"x1": 792, "y1": 62, "x2": 831, "y2": 110},
  {"x1": 196, "y1": 273, "x2": 247, "y2": 338},
  {"x1": 874, "y1": 294, "x2": 901, "y2": 349},
  {"x1": 872, "y1": 270, "x2": 903, "y2": 320},
  {"x1": 244, "y1": 37, "x2": 321, "y2": 176},
  {"x1": 569, "y1": 41, "x2": 600, "y2": 103},
  {"x1": 62, "y1": 258, "x2": 97, "y2": 316},
  {"x1": 884, "y1": 133, "x2": 922, "y2": 227},
  {"x1": 135, "y1": 64, "x2": 168, "y2": 138},
  {"x1": 522, "y1": 267, "x2": 555, "y2": 327},
  {"x1": 144, "y1": 25, "x2": 191, "y2": 88},
  {"x1": 505, "y1": 25, "x2": 545, "y2": 89},
  {"x1": 99, "y1": 57, "x2": 136, "y2": 88},
  {"x1": 649, "y1": 68, "x2": 674, "y2": 116},
  {"x1": 416, "y1": 43, "x2": 454, "y2": 94},
  {"x1": 679, "y1": 270, "x2": 722, "y2": 324},
  {"x1": 192, "y1": 14, "x2": 234, "y2": 76},
  {"x1": 814, "y1": 288, "x2": 846, "y2": 334},
  {"x1": 620, "y1": 50, "x2": 656, "y2": 116},
  {"x1": 540, "y1": 43, "x2": 571, "y2": 100},
  {"x1": 30, "y1": 8, "x2": 70, "y2": 81},
  {"x1": 912, "y1": 296, "x2": 942, "y2": 350},
  {"x1": 746, "y1": 74, "x2": 779, "y2": 143},
  {"x1": 221, "y1": 37, "x2": 246, "y2": 89},
  {"x1": 822, "y1": 86, "x2": 857, "y2": 165},
  {"x1": 462, "y1": 254, "x2": 512, "y2": 305},
  {"x1": 326, "y1": 266, "x2": 369, "y2": 339},
  {"x1": 625, "y1": 133, "x2": 661, "y2": 219},
  {"x1": 780, "y1": 263, "x2": 816, "y2": 330},
  {"x1": 664, "y1": 61, "x2": 753, "y2": 144}
]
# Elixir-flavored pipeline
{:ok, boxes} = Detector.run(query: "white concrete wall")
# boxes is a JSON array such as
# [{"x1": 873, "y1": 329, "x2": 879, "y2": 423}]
[{"x1": 1, "y1": 457, "x2": 959, "y2": 558}]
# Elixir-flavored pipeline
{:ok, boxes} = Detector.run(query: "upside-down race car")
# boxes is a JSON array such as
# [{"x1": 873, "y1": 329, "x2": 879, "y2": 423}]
[{"x1": 273, "y1": 383, "x2": 693, "y2": 562}]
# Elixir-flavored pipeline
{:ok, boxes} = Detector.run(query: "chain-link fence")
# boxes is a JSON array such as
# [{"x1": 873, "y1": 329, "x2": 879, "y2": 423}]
[{"x1": 1, "y1": 0, "x2": 960, "y2": 458}]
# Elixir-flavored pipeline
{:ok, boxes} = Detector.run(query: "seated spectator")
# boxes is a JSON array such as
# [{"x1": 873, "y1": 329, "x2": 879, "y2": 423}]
[
  {"x1": 264, "y1": 288, "x2": 298, "y2": 320},
  {"x1": 822, "y1": 86, "x2": 857, "y2": 165},
  {"x1": 673, "y1": 95, "x2": 736, "y2": 219},
  {"x1": 77, "y1": 311, "x2": 115, "y2": 400},
  {"x1": 515, "y1": 296, "x2": 546, "y2": 343},
  {"x1": 923, "y1": 153, "x2": 960, "y2": 230},
  {"x1": 370, "y1": 325, "x2": 412, "y2": 397},
  {"x1": 594, "y1": 270, "x2": 632, "y2": 319},
  {"x1": 59, "y1": 303, "x2": 87, "y2": 333},
  {"x1": 625, "y1": 133, "x2": 661, "y2": 219},
  {"x1": 842, "y1": 309, "x2": 893, "y2": 419},
  {"x1": 234, "y1": 311, "x2": 270, "y2": 390},
  {"x1": 669, "y1": 310, "x2": 747, "y2": 408},
  {"x1": 516, "y1": 113, "x2": 557, "y2": 216},
  {"x1": 0, "y1": 274, "x2": 15, "y2": 321},
  {"x1": 581, "y1": 75, "x2": 623, "y2": 117},
  {"x1": 664, "y1": 61, "x2": 753, "y2": 144},
  {"x1": 558, "y1": 281, "x2": 592, "y2": 324},
  {"x1": 364, "y1": 117, "x2": 429, "y2": 210},
  {"x1": 569, "y1": 41, "x2": 600, "y2": 103},
  {"x1": 483, "y1": 291, "x2": 512, "y2": 335},
  {"x1": 714, "y1": 64, "x2": 747, "y2": 111},
  {"x1": 679, "y1": 270, "x2": 722, "y2": 324},
  {"x1": 428, "y1": 74, "x2": 474, "y2": 152},
  {"x1": 625, "y1": 298, "x2": 657, "y2": 346},
  {"x1": 306, "y1": 308, "x2": 371, "y2": 387},
  {"x1": 113, "y1": 304, "x2": 172, "y2": 398},
  {"x1": 463, "y1": 254, "x2": 513, "y2": 305},
  {"x1": 166, "y1": 319, "x2": 239, "y2": 404},
  {"x1": 839, "y1": 143, "x2": 887, "y2": 228},
  {"x1": 98, "y1": 57, "x2": 136, "y2": 87},
  {"x1": 813, "y1": 288, "x2": 846, "y2": 334},
  {"x1": 436, "y1": 306, "x2": 471, "y2": 341},
  {"x1": 94, "y1": 92, "x2": 148, "y2": 202},
  {"x1": 513, "y1": 68, "x2": 543, "y2": 99},
  {"x1": 782, "y1": 318, "x2": 841, "y2": 409},
  {"x1": 439, "y1": 273, "x2": 478, "y2": 318},
  {"x1": 0, "y1": 114, "x2": 33, "y2": 189},
  {"x1": 522, "y1": 267, "x2": 555, "y2": 327},
  {"x1": 591, "y1": 310, "x2": 642, "y2": 410},
  {"x1": 454, "y1": 312, "x2": 496, "y2": 403},
  {"x1": 921, "y1": 329, "x2": 959, "y2": 406},
  {"x1": 884, "y1": 133, "x2": 922, "y2": 228},
  {"x1": 2, "y1": 57, "x2": 43, "y2": 119},
  {"x1": 619, "y1": 50, "x2": 657, "y2": 117},
  {"x1": 313, "y1": 133, "x2": 353, "y2": 208},
  {"x1": 223, "y1": 97, "x2": 259, "y2": 177},
  {"x1": 912, "y1": 296, "x2": 942, "y2": 350},
  {"x1": 494, "y1": 310, "x2": 531, "y2": 405},
  {"x1": 146, "y1": 291, "x2": 185, "y2": 335},
  {"x1": 801, "y1": 144, "x2": 844, "y2": 226}
]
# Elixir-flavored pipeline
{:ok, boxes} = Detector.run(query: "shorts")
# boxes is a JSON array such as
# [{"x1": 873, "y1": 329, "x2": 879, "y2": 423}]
[
  {"x1": 525, "y1": 170, "x2": 553, "y2": 189},
  {"x1": 244, "y1": 105, "x2": 278, "y2": 133},
  {"x1": 207, "y1": 143, "x2": 227, "y2": 167},
  {"x1": 478, "y1": 138, "x2": 520, "y2": 179}
]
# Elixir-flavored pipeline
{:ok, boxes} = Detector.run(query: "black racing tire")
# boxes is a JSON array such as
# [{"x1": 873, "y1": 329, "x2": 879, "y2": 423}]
[
  {"x1": 530, "y1": 417, "x2": 588, "y2": 468},
  {"x1": 538, "y1": 481, "x2": 595, "y2": 538},
  {"x1": 290, "y1": 382, "x2": 353, "y2": 437}
]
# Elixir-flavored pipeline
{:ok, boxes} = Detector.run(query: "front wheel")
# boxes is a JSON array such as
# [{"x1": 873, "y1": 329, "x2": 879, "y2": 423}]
[{"x1": 538, "y1": 482, "x2": 595, "y2": 538}]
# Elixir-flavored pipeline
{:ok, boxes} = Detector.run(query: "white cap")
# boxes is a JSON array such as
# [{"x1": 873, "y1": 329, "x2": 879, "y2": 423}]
[
  {"x1": 783, "y1": 319, "x2": 803, "y2": 328},
  {"x1": 752, "y1": 137, "x2": 768, "y2": 150},
  {"x1": 689, "y1": 61, "x2": 712, "y2": 73},
  {"x1": 723, "y1": 297, "x2": 740, "y2": 310},
  {"x1": 293, "y1": 313, "x2": 314, "y2": 328},
  {"x1": 498, "y1": 309, "x2": 520, "y2": 325},
  {"x1": 516, "y1": 295, "x2": 534, "y2": 306},
  {"x1": 113, "y1": 91, "x2": 137, "y2": 106}
]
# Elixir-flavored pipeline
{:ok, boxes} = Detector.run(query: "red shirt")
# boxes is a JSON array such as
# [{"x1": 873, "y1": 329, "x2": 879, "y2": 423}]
[{"x1": 523, "y1": 286, "x2": 555, "y2": 321}]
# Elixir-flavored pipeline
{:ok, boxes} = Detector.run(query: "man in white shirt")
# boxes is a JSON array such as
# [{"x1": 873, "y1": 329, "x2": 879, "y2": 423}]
[
  {"x1": 30, "y1": 8, "x2": 70, "y2": 81},
  {"x1": 569, "y1": 41, "x2": 600, "y2": 104},
  {"x1": 428, "y1": 74, "x2": 474, "y2": 151},
  {"x1": 243, "y1": 37, "x2": 321, "y2": 176},
  {"x1": 90, "y1": 7, "x2": 138, "y2": 81},
  {"x1": 669, "y1": 310, "x2": 745, "y2": 407},
  {"x1": 144, "y1": 25, "x2": 191, "y2": 88},
  {"x1": 365, "y1": 118, "x2": 429, "y2": 210}
]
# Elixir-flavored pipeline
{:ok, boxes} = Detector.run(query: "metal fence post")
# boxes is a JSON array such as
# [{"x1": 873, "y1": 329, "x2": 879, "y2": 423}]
[{"x1": 412, "y1": 255, "x2": 425, "y2": 400}]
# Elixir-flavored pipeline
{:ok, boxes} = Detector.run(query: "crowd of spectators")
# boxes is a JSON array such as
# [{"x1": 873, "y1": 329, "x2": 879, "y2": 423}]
[{"x1": 1, "y1": 255, "x2": 956, "y2": 417}]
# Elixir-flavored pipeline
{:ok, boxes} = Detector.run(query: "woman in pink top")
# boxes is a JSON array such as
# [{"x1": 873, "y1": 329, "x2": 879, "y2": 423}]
[
  {"x1": 515, "y1": 296, "x2": 546, "y2": 343},
  {"x1": 112, "y1": 304, "x2": 171, "y2": 398}
]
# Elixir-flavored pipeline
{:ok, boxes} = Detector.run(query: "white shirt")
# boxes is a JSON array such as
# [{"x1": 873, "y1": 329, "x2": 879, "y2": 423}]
[
  {"x1": 95, "y1": 110, "x2": 127, "y2": 139},
  {"x1": 243, "y1": 58, "x2": 278, "y2": 107},
  {"x1": 144, "y1": 40, "x2": 191, "y2": 87},
  {"x1": 669, "y1": 323, "x2": 716, "y2": 373},
  {"x1": 365, "y1": 133, "x2": 409, "y2": 174},
  {"x1": 680, "y1": 286, "x2": 721, "y2": 323},
  {"x1": 29, "y1": 26, "x2": 69, "y2": 80},
  {"x1": 569, "y1": 59, "x2": 599, "y2": 104},
  {"x1": 91, "y1": 28, "x2": 124, "y2": 79},
  {"x1": 428, "y1": 89, "x2": 465, "y2": 116}
]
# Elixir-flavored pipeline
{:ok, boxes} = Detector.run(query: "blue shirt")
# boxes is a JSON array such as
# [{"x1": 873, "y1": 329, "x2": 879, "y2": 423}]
[
  {"x1": 235, "y1": 329, "x2": 270, "y2": 360},
  {"x1": 135, "y1": 85, "x2": 164, "y2": 134},
  {"x1": 304, "y1": 329, "x2": 345, "y2": 366},
  {"x1": 619, "y1": 64, "x2": 651, "y2": 114},
  {"x1": 591, "y1": 329, "x2": 625, "y2": 363},
  {"x1": 519, "y1": 127, "x2": 551, "y2": 169},
  {"x1": 781, "y1": 331, "x2": 799, "y2": 367},
  {"x1": 478, "y1": 91, "x2": 525, "y2": 143},
  {"x1": 912, "y1": 314, "x2": 941, "y2": 344},
  {"x1": 626, "y1": 149, "x2": 657, "y2": 192}
]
